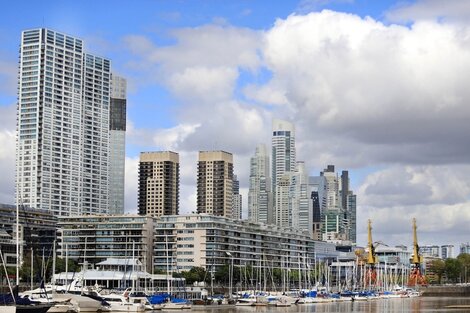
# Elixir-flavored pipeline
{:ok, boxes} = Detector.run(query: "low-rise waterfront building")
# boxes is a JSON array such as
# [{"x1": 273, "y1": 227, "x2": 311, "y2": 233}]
[
  {"x1": 57, "y1": 214, "x2": 154, "y2": 270},
  {"x1": 0, "y1": 203, "x2": 57, "y2": 268},
  {"x1": 153, "y1": 214, "x2": 338, "y2": 273}
]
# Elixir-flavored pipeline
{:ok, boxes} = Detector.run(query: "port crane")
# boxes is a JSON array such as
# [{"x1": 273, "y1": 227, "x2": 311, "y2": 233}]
[{"x1": 408, "y1": 218, "x2": 428, "y2": 286}]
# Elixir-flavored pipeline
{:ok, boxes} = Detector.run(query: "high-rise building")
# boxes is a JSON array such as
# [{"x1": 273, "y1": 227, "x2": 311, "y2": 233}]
[
  {"x1": 309, "y1": 176, "x2": 322, "y2": 241},
  {"x1": 232, "y1": 175, "x2": 242, "y2": 220},
  {"x1": 460, "y1": 243, "x2": 470, "y2": 255},
  {"x1": 138, "y1": 151, "x2": 179, "y2": 217},
  {"x1": 296, "y1": 161, "x2": 312, "y2": 235},
  {"x1": 16, "y1": 28, "x2": 114, "y2": 216},
  {"x1": 197, "y1": 151, "x2": 233, "y2": 217},
  {"x1": 272, "y1": 119, "x2": 296, "y2": 191},
  {"x1": 109, "y1": 74, "x2": 126, "y2": 214},
  {"x1": 441, "y1": 245, "x2": 454, "y2": 259},
  {"x1": 248, "y1": 144, "x2": 272, "y2": 224}
]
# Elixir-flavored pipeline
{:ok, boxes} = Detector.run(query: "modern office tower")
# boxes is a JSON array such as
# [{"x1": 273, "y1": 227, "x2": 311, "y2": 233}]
[
  {"x1": 248, "y1": 144, "x2": 272, "y2": 224},
  {"x1": 197, "y1": 151, "x2": 233, "y2": 217},
  {"x1": 109, "y1": 74, "x2": 126, "y2": 215},
  {"x1": 319, "y1": 165, "x2": 339, "y2": 211},
  {"x1": 296, "y1": 162, "x2": 312, "y2": 235},
  {"x1": 232, "y1": 175, "x2": 242, "y2": 220},
  {"x1": 138, "y1": 151, "x2": 179, "y2": 217},
  {"x1": 272, "y1": 119, "x2": 296, "y2": 191},
  {"x1": 441, "y1": 245, "x2": 454, "y2": 259},
  {"x1": 309, "y1": 176, "x2": 322, "y2": 240},
  {"x1": 340, "y1": 170, "x2": 349, "y2": 211},
  {"x1": 16, "y1": 28, "x2": 114, "y2": 216},
  {"x1": 346, "y1": 193, "x2": 357, "y2": 243}
]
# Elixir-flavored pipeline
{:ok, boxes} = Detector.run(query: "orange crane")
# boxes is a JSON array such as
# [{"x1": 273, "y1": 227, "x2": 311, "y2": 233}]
[{"x1": 408, "y1": 218, "x2": 428, "y2": 286}]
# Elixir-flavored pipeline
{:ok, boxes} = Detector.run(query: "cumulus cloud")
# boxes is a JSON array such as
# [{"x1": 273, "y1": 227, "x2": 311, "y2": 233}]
[{"x1": 386, "y1": 0, "x2": 470, "y2": 24}]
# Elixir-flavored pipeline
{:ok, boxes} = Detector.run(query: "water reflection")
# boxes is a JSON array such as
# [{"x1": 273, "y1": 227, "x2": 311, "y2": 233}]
[{"x1": 109, "y1": 297, "x2": 470, "y2": 313}]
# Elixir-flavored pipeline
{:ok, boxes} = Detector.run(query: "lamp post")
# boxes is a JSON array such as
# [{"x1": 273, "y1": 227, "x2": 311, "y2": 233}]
[{"x1": 226, "y1": 251, "x2": 233, "y2": 299}]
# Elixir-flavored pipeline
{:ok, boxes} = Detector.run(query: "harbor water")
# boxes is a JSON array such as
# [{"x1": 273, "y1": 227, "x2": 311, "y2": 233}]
[{"x1": 126, "y1": 297, "x2": 470, "y2": 313}]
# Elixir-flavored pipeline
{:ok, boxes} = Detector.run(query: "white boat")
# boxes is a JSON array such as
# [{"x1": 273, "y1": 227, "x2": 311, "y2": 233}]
[{"x1": 101, "y1": 294, "x2": 145, "y2": 312}]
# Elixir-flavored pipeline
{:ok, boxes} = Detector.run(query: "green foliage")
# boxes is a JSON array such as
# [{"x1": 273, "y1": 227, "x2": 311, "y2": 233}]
[
  {"x1": 428, "y1": 259, "x2": 445, "y2": 284},
  {"x1": 178, "y1": 267, "x2": 208, "y2": 285},
  {"x1": 444, "y1": 258, "x2": 462, "y2": 283}
]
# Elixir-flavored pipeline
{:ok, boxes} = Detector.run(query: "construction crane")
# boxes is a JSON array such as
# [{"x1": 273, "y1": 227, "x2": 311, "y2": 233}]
[
  {"x1": 408, "y1": 218, "x2": 428, "y2": 286},
  {"x1": 363, "y1": 219, "x2": 379, "y2": 287}
]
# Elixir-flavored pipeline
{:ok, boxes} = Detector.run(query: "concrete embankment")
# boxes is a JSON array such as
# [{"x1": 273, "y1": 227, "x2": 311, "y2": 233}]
[{"x1": 421, "y1": 285, "x2": 470, "y2": 297}]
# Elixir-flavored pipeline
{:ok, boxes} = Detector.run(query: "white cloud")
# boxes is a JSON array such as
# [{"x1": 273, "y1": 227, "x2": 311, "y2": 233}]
[
  {"x1": 124, "y1": 156, "x2": 139, "y2": 213},
  {"x1": 386, "y1": 0, "x2": 470, "y2": 24}
]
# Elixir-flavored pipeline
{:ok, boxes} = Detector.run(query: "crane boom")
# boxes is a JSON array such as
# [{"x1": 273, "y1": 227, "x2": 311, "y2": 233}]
[
  {"x1": 411, "y1": 218, "x2": 423, "y2": 265},
  {"x1": 366, "y1": 219, "x2": 378, "y2": 265}
]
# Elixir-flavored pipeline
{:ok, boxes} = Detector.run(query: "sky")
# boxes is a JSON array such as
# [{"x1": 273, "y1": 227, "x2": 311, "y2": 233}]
[{"x1": 1, "y1": 0, "x2": 470, "y2": 254}]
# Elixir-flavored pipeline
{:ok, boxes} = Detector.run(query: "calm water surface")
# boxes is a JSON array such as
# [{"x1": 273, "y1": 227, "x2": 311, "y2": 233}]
[{"x1": 139, "y1": 297, "x2": 470, "y2": 313}]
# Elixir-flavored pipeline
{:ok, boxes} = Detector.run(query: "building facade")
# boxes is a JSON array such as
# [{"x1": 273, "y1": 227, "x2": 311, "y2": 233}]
[
  {"x1": 109, "y1": 74, "x2": 127, "y2": 215},
  {"x1": 441, "y1": 245, "x2": 454, "y2": 259},
  {"x1": 153, "y1": 214, "x2": 338, "y2": 272},
  {"x1": 232, "y1": 175, "x2": 242, "y2": 220},
  {"x1": 57, "y1": 215, "x2": 154, "y2": 270},
  {"x1": 138, "y1": 151, "x2": 179, "y2": 217},
  {"x1": 271, "y1": 119, "x2": 296, "y2": 192},
  {"x1": 197, "y1": 151, "x2": 234, "y2": 217},
  {"x1": 0, "y1": 203, "x2": 57, "y2": 268},
  {"x1": 248, "y1": 144, "x2": 272, "y2": 224},
  {"x1": 16, "y1": 28, "x2": 117, "y2": 216}
]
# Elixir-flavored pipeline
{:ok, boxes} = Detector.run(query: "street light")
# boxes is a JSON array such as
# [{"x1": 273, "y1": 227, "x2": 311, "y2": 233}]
[{"x1": 226, "y1": 251, "x2": 234, "y2": 300}]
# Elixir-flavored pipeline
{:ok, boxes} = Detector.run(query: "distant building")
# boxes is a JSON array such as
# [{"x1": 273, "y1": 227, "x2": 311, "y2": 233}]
[
  {"x1": 441, "y1": 245, "x2": 454, "y2": 259},
  {"x1": 460, "y1": 243, "x2": 470, "y2": 255},
  {"x1": 197, "y1": 151, "x2": 234, "y2": 217},
  {"x1": 109, "y1": 74, "x2": 127, "y2": 215},
  {"x1": 271, "y1": 119, "x2": 296, "y2": 191},
  {"x1": 309, "y1": 176, "x2": 322, "y2": 241},
  {"x1": 57, "y1": 215, "x2": 154, "y2": 270},
  {"x1": 154, "y1": 214, "x2": 338, "y2": 272},
  {"x1": 232, "y1": 175, "x2": 242, "y2": 220},
  {"x1": 248, "y1": 144, "x2": 272, "y2": 224},
  {"x1": 420, "y1": 245, "x2": 440, "y2": 258},
  {"x1": 138, "y1": 151, "x2": 179, "y2": 217},
  {"x1": 0, "y1": 204, "x2": 57, "y2": 268}
]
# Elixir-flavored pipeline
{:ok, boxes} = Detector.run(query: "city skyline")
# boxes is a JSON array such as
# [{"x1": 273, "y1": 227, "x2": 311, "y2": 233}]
[{"x1": 0, "y1": 0, "x2": 469, "y2": 248}]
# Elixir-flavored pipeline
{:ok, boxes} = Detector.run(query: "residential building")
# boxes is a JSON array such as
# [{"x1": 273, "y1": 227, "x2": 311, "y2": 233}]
[
  {"x1": 197, "y1": 151, "x2": 233, "y2": 217},
  {"x1": 420, "y1": 245, "x2": 440, "y2": 258},
  {"x1": 153, "y1": 214, "x2": 338, "y2": 272},
  {"x1": 247, "y1": 144, "x2": 272, "y2": 224},
  {"x1": 109, "y1": 74, "x2": 127, "y2": 214},
  {"x1": 232, "y1": 175, "x2": 242, "y2": 220},
  {"x1": 296, "y1": 161, "x2": 312, "y2": 235},
  {"x1": 16, "y1": 28, "x2": 115, "y2": 216},
  {"x1": 441, "y1": 245, "x2": 453, "y2": 259},
  {"x1": 138, "y1": 151, "x2": 179, "y2": 217},
  {"x1": 271, "y1": 119, "x2": 296, "y2": 191},
  {"x1": 57, "y1": 214, "x2": 154, "y2": 270},
  {"x1": 460, "y1": 243, "x2": 470, "y2": 255},
  {"x1": 0, "y1": 203, "x2": 57, "y2": 268}
]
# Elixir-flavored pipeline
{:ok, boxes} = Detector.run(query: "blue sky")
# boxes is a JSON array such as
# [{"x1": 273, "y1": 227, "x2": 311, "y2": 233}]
[{"x1": 1, "y1": 0, "x2": 470, "y2": 251}]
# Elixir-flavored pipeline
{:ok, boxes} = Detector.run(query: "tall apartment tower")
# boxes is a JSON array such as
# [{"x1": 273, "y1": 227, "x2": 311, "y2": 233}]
[
  {"x1": 272, "y1": 119, "x2": 296, "y2": 191},
  {"x1": 197, "y1": 151, "x2": 233, "y2": 217},
  {"x1": 109, "y1": 74, "x2": 127, "y2": 214},
  {"x1": 248, "y1": 144, "x2": 272, "y2": 224},
  {"x1": 138, "y1": 151, "x2": 179, "y2": 217},
  {"x1": 16, "y1": 28, "x2": 113, "y2": 216},
  {"x1": 232, "y1": 175, "x2": 242, "y2": 220}
]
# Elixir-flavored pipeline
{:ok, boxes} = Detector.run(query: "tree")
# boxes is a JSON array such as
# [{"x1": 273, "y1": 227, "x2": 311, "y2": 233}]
[
  {"x1": 178, "y1": 267, "x2": 208, "y2": 285},
  {"x1": 456, "y1": 253, "x2": 470, "y2": 283},
  {"x1": 428, "y1": 259, "x2": 445, "y2": 284},
  {"x1": 445, "y1": 258, "x2": 462, "y2": 283}
]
